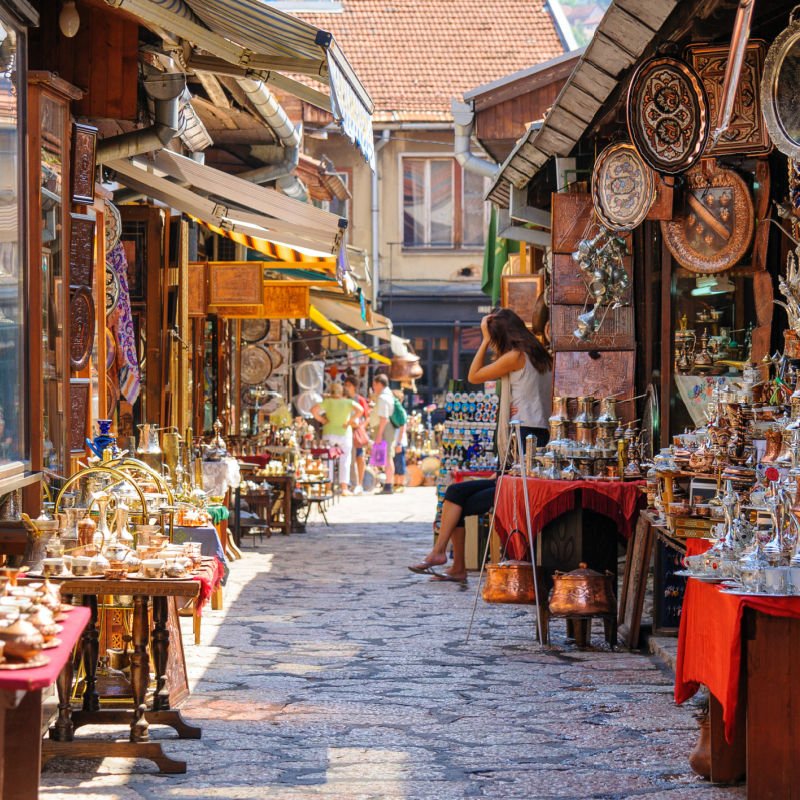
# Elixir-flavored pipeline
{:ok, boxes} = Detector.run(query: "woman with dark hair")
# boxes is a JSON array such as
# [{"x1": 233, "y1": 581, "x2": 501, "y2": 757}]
[{"x1": 409, "y1": 308, "x2": 552, "y2": 584}]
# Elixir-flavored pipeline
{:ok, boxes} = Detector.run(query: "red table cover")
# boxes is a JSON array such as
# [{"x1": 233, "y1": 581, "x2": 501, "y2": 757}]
[
  {"x1": 494, "y1": 477, "x2": 645, "y2": 559},
  {"x1": 0, "y1": 605, "x2": 89, "y2": 693},
  {"x1": 685, "y1": 537, "x2": 714, "y2": 557},
  {"x1": 452, "y1": 470, "x2": 495, "y2": 484},
  {"x1": 240, "y1": 455, "x2": 271, "y2": 468},
  {"x1": 675, "y1": 579, "x2": 800, "y2": 741},
  {"x1": 192, "y1": 557, "x2": 224, "y2": 616}
]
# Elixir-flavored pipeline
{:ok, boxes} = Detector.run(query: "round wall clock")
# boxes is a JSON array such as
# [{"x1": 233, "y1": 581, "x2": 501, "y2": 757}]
[
  {"x1": 627, "y1": 56, "x2": 710, "y2": 175},
  {"x1": 661, "y1": 160, "x2": 754, "y2": 274},
  {"x1": 240, "y1": 345, "x2": 273, "y2": 385},
  {"x1": 591, "y1": 142, "x2": 657, "y2": 231},
  {"x1": 70, "y1": 286, "x2": 96, "y2": 371}
]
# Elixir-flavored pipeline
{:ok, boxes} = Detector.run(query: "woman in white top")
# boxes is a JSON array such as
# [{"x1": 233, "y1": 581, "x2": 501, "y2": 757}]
[{"x1": 409, "y1": 307, "x2": 552, "y2": 583}]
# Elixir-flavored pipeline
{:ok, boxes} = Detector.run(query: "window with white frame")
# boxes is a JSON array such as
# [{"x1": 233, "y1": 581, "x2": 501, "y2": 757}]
[{"x1": 402, "y1": 157, "x2": 488, "y2": 249}]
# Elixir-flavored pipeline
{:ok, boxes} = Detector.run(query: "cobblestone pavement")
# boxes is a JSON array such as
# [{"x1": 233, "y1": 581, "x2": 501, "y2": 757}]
[{"x1": 41, "y1": 487, "x2": 745, "y2": 800}]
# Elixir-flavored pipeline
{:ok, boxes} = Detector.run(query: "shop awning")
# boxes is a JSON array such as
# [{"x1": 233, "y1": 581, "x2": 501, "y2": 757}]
[
  {"x1": 108, "y1": 154, "x2": 345, "y2": 256},
  {"x1": 309, "y1": 306, "x2": 391, "y2": 365},
  {"x1": 311, "y1": 294, "x2": 392, "y2": 343},
  {"x1": 111, "y1": 0, "x2": 375, "y2": 169}
]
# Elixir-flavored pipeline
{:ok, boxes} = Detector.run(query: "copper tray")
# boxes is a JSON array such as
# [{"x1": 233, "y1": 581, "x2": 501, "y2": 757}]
[
  {"x1": 69, "y1": 286, "x2": 95, "y2": 371},
  {"x1": 240, "y1": 345, "x2": 273, "y2": 385},
  {"x1": 627, "y1": 56, "x2": 709, "y2": 175},
  {"x1": 591, "y1": 142, "x2": 656, "y2": 231},
  {"x1": 241, "y1": 318, "x2": 269, "y2": 343},
  {"x1": 687, "y1": 41, "x2": 771, "y2": 157},
  {"x1": 661, "y1": 159, "x2": 754, "y2": 274}
]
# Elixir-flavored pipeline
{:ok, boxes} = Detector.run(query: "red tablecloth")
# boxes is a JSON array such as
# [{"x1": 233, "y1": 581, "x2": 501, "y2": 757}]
[
  {"x1": 494, "y1": 477, "x2": 645, "y2": 559},
  {"x1": 685, "y1": 537, "x2": 714, "y2": 557},
  {"x1": 0, "y1": 605, "x2": 89, "y2": 692},
  {"x1": 191, "y1": 557, "x2": 224, "y2": 615},
  {"x1": 675, "y1": 579, "x2": 800, "y2": 741},
  {"x1": 452, "y1": 470, "x2": 495, "y2": 483},
  {"x1": 240, "y1": 455, "x2": 270, "y2": 468}
]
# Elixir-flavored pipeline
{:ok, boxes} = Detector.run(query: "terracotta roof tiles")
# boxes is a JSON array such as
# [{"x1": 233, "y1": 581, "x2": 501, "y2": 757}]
[{"x1": 299, "y1": 0, "x2": 565, "y2": 122}]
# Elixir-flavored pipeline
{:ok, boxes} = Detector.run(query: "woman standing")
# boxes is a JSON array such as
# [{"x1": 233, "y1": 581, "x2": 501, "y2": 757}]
[
  {"x1": 311, "y1": 382, "x2": 363, "y2": 496},
  {"x1": 409, "y1": 308, "x2": 552, "y2": 583}
]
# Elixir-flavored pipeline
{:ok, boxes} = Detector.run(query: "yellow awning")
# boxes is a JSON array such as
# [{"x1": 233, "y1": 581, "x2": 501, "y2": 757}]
[{"x1": 309, "y1": 306, "x2": 391, "y2": 365}]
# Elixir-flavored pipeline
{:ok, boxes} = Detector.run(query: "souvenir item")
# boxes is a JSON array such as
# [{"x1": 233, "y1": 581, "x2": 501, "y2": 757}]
[
  {"x1": 240, "y1": 345, "x2": 273, "y2": 385},
  {"x1": 69, "y1": 213, "x2": 95, "y2": 287},
  {"x1": 241, "y1": 318, "x2": 269, "y2": 344},
  {"x1": 591, "y1": 143, "x2": 656, "y2": 231},
  {"x1": 661, "y1": 159, "x2": 754, "y2": 274},
  {"x1": 761, "y1": 8, "x2": 800, "y2": 159},
  {"x1": 549, "y1": 563, "x2": 616, "y2": 617},
  {"x1": 104, "y1": 198, "x2": 122, "y2": 251},
  {"x1": 627, "y1": 56, "x2": 710, "y2": 175},
  {"x1": 105, "y1": 264, "x2": 120, "y2": 314},
  {"x1": 69, "y1": 286, "x2": 95, "y2": 371},
  {"x1": 687, "y1": 41, "x2": 771, "y2": 156}
]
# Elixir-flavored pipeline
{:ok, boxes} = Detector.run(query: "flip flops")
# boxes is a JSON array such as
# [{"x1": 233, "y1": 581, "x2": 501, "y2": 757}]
[
  {"x1": 408, "y1": 562, "x2": 444, "y2": 575},
  {"x1": 428, "y1": 570, "x2": 467, "y2": 585}
]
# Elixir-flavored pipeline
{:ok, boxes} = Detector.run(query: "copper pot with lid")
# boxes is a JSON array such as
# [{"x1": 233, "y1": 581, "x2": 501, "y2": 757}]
[{"x1": 548, "y1": 562, "x2": 616, "y2": 617}]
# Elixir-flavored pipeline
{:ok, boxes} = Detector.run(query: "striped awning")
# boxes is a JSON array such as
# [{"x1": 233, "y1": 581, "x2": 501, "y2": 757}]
[
  {"x1": 111, "y1": 0, "x2": 375, "y2": 168},
  {"x1": 309, "y1": 306, "x2": 390, "y2": 365}
]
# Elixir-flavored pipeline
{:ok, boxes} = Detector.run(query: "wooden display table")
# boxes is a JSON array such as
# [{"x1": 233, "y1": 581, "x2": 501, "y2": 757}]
[
  {"x1": 0, "y1": 605, "x2": 89, "y2": 799},
  {"x1": 42, "y1": 577, "x2": 201, "y2": 775},
  {"x1": 676, "y1": 578, "x2": 800, "y2": 795}
]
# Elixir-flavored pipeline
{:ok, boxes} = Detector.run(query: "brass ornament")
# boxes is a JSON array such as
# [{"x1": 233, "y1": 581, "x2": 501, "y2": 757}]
[{"x1": 591, "y1": 142, "x2": 656, "y2": 231}]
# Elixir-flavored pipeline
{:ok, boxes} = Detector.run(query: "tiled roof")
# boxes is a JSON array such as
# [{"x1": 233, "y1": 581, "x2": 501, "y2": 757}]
[{"x1": 298, "y1": 0, "x2": 565, "y2": 122}]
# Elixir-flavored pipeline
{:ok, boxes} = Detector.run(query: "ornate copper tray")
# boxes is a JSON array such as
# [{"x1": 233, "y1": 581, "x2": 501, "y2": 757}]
[
  {"x1": 687, "y1": 41, "x2": 771, "y2": 157},
  {"x1": 591, "y1": 143, "x2": 656, "y2": 231},
  {"x1": 661, "y1": 159, "x2": 754, "y2": 274},
  {"x1": 69, "y1": 286, "x2": 96, "y2": 371},
  {"x1": 241, "y1": 319, "x2": 269, "y2": 343},
  {"x1": 761, "y1": 10, "x2": 800, "y2": 160},
  {"x1": 627, "y1": 56, "x2": 710, "y2": 175},
  {"x1": 240, "y1": 345, "x2": 273, "y2": 385}
]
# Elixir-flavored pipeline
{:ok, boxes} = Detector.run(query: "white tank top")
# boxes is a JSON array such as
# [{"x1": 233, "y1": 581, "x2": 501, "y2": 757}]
[{"x1": 508, "y1": 356, "x2": 552, "y2": 429}]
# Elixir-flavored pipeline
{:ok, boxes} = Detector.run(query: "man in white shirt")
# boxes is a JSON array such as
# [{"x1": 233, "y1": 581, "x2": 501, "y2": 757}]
[{"x1": 372, "y1": 373, "x2": 396, "y2": 494}]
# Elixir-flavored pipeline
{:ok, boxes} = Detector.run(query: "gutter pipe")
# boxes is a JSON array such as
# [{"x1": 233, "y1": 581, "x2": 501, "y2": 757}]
[
  {"x1": 451, "y1": 99, "x2": 498, "y2": 179},
  {"x1": 371, "y1": 130, "x2": 391, "y2": 309}
]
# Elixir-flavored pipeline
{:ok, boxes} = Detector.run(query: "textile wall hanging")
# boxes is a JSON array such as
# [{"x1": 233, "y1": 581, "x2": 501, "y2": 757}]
[
  {"x1": 661, "y1": 159, "x2": 754, "y2": 274},
  {"x1": 627, "y1": 56, "x2": 710, "y2": 175},
  {"x1": 591, "y1": 143, "x2": 656, "y2": 231},
  {"x1": 761, "y1": 9, "x2": 800, "y2": 160},
  {"x1": 687, "y1": 41, "x2": 771, "y2": 156}
]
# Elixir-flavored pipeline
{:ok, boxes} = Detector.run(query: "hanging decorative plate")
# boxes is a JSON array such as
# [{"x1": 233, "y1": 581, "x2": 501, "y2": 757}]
[
  {"x1": 104, "y1": 199, "x2": 122, "y2": 252},
  {"x1": 761, "y1": 9, "x2": 800, "y2": 159},
  {"x1": 69, "y1": 286, "x2": 96, "y2": 371},
  {"x1": 267, "y1": 345, "x2": 284, "y2": 371},
  {"x1": 241, "y1": 319, "x2": 269, "y2": 344},
  {"x1": 105, "y1": 265, "x2": 120, "y2": 315},
  {"x1": 240, "y1": 345, "x2": 273, "y2": 385},
  {"x1": 627, "y1": 56, "x2": 710, "y2": 175},
  {"x1": 661, "y1": 159, "x2": 754, "y2": 274},
  {"x1": 591, "y1": 142, "x2": 656, "y2": 231}
]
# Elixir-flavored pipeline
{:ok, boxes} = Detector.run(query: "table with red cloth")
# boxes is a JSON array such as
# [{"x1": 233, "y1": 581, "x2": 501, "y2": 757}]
[
  {"x1": 0, "y1": 606, "x2": 90, "y2": 799},
  {"x1": 192, "y1": 556, "x2": 224, "y2": 615},
  {"x1": 493, "y1": 477, "x2": 646, "y2": 558}
]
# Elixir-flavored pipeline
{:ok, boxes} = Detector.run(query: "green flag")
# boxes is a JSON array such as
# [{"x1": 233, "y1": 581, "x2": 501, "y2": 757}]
[{"x1": 481, "y1": 207, "x2": 519, "y2": 305}]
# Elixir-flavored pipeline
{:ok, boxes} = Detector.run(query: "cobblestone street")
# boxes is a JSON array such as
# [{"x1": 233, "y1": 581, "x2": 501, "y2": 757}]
[{"x1": 40, "y1": 487, "x2": 745, "y2": 800}]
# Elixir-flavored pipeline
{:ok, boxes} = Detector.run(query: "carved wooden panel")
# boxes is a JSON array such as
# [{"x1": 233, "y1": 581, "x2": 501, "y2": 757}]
[
  {"x1": 551, "y1": 304, "x2": 635, "y2": 351},
  {"x1": 554, "y1": 351, "x2": 636, "y2": 418},
  {"x1": 551, "y1": 193, "x2": 595, "y2": 254},
  {"x1": 687, "y1": 41, "x2": 771, "y2": 157},
  {"x1": 70, "y1": 123, "x2": 97, "y2": 204},
  {"x1": 552, "y1": 253, "x2": 633, "y2": 305},
  {"x1": 69, "y1": 287, "x2": 95, "y2": 371},
  {"x1": 188, "y1": 263, "x2": 208, "y2": 317},
  {"x1": 69, "y1": 213, "x2": 95, "y2": 287},
  {"x1": 646, "y1": 174, "x2": 675, "y2": 221},
  {"x1": 262, "y1": 283, "x2": 310, "y2": 319},
  {"x1": 68, "y1": 378, "x2": 90, "y2": 452},
  {"x1": 209, "y1": 262, "x2": 263, "y2": 305}
]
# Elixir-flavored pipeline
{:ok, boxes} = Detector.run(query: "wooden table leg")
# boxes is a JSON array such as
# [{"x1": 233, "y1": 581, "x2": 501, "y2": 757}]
[
  {"x1": 81, "y1": 595, "x2": 100, "y2": 713},
  {"x1": 3, "y1": 689, "x2": 43, "y2": 799},
  {"x1": 49, "y1": 650, "x2": 75, "y2": 742},
  {"x1": 151, "y1": 596, "x2": 170, "y2": 712},
  {"x1": 129, "y1": 595, "x2": 150, "y2": 742}
]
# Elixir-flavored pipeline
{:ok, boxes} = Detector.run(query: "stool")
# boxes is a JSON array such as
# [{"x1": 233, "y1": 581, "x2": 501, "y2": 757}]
[{"x1": 557, "y1": 614, "x2": 617, "y2": 648}]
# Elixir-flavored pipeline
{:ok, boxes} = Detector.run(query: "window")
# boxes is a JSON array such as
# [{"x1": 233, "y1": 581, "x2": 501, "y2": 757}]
[{"x1": 402, "y1": 158, "x2": 488, "y2": 249}]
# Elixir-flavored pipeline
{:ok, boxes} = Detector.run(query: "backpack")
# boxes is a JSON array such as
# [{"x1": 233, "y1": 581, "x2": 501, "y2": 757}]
[{"x1": 390, "y1": 397, "x2": 408, "y2": 428}]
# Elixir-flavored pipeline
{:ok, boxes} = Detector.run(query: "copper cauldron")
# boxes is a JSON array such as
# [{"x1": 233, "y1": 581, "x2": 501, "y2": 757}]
[
  {"x1": 389, "y1": 353, "x2": 423, "y2": 381},
  {"x1": 548, "y1": 562, "x2": 616, "y2": 617},
  {"x1": 482, "y1": 560, "x2": 537, "y2": 604}
]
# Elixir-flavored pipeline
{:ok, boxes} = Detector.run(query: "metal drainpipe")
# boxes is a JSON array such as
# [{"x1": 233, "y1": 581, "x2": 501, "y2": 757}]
[
  {"x1": 451, "y1": 99, "x2": 498, "y2": 179},
  {"x1": 372, "y1": 130, "x2": 391, "y2": 311},
  {"x1": 96, "y1": 72, "x2": 185, "y2": 163}
]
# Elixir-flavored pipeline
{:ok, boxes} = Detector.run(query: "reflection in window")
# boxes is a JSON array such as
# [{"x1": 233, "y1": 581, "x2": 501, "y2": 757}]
[{"x1": 0, "y1": 17, "x2": 24, "y2": 467}]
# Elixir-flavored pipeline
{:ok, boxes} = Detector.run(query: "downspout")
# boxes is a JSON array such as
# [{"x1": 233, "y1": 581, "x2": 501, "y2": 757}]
[
  {"x1": 451, "y1": 99, "x2": 498, "y2": 179},
  {"x1": 97, "y1": 72, "x2": 185, "y2": 163},
  {"x1": 234, "y1": 77, "x2": 307, "y2": 201},
  {"x1": 372, "y1": 130, "x2": 391, "y2": 310}
]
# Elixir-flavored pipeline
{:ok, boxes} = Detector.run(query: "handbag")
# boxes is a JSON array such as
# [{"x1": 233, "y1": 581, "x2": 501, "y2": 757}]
[
  {"x1": 353, "y1": 423, "x2": 369, "y2": 449},
  {"x1": 482, "y1": 529, "x2": 539, "y2": 605},
  {"x1": 369, "y1": 440, "x2": 388, "y2": 468}
]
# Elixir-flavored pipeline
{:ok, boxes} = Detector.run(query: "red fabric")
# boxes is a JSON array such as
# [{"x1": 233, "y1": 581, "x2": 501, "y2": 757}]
[
  {"x1": 0, "y1": 606, "x2": 89, "y2": 692},
  {"x1": 685, "y1": 537, "x2": 714, "y2": 557},
  {"x1": 452, "y1": 470, "x2": 495, "y2": 483},
  {"x1": 493, "y1": 477, "x2": 646, "y2": 559},
  {"x1": 241, "y1": 455, "x2": 270, "y2": 468},
  {"x1": 191, "y1": 557, "x2": 224, "y2": 616},
  {"x1": 675, "y1": 579, "x2": 800, "y2": 741}
]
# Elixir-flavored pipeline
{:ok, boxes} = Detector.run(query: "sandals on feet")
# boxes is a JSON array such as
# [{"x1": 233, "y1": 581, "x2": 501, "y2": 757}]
[
  {"x1": 408, "y1": 561, "x2": 445, "y2": 575},
  {"x1": 428, "y1": 570, "x2": 467, "y2": 585}
]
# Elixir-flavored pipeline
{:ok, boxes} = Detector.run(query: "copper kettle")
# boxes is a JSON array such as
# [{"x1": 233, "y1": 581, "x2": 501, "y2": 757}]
[
  {"x1": 548, "y1": 562, "x2": 616, "y2": 617},
  {"x1": 389, "y1": 352, "x2": 423, "y2": 381}
]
